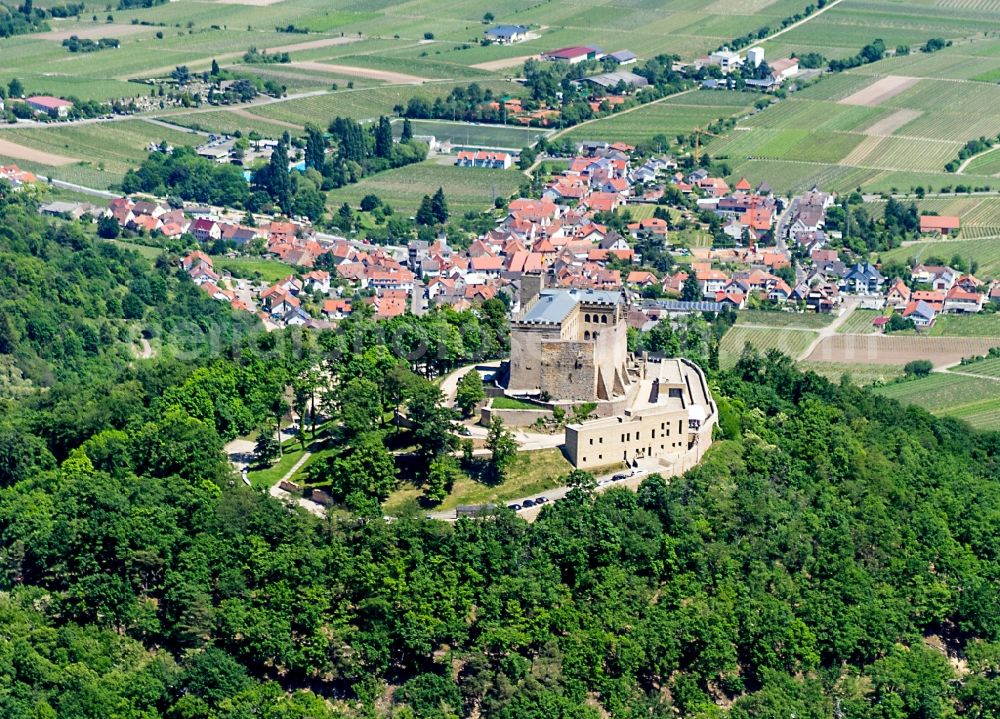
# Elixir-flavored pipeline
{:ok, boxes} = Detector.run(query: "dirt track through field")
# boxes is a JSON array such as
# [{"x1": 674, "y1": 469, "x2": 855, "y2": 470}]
[
  {"x1": 0, "y1": 138, "x2": 78, "y2": 166},
  {"x1": 289, "y1": 61, "x2": 426, "y2": 84},
  {"x1": 471, "y1": 54, "x2": 539, "y2": 71},
  {"x1": 805, "y1": 335, "x2": 1000, "y2": 368},
  {"x1": 839, "y1": 75, "x2": 920, "y2": 106},
  {"x1": 267, "y1": 36, "x2": 363, "y2": 54},
  {"x1": 862, "y1": 108, "x2": 922, "y2": 135}
]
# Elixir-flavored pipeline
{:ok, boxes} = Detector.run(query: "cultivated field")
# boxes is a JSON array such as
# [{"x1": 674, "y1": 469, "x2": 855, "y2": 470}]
[
  {"x1": 928, "y1": 314, "x2": 1000, "y2": 337},
  {"x1": 881, "y1": 238, "x2": 1000, "y2": 279},
  {"x1": 798, "y1": 360, "x2": 905, "y2": 385},
  {"x1": 876, "y1": 372, "x2": 1000, "y2": 431},
  {"x1": 954, "y1": 357, "x2": 1000, "y2": 379},
  {"x1": 325, "y1": 160, "x2": 523, "y2": 215},
  {"x1": 839, "y1": 76, "x2": 920, "y2": 107},
  {"x1": 707, "y1": 37, "x2": 1000, "y2": 194},
  {"x1": 719, "y1": 326, "x2": 818, "y2": 368},
  {"x1": 0, "y1": 120, "x2": 202, "y2": 188},
  {"x1": 735, "y1": 310, "x2": 835, "y2": 329},
  {"x1": 253, "y1": 80, "x2": 522, "y2": 125},
  {"x1": 835, "y1": 309, "x2": 885, "y2": 334},
  {"x1": 805, "y1": 335, "x2": 1000, "y2": 368},
  {"x1": 393, "y1": 119, "x2": 550, "y2": 149},
  {"x1": 565, "y1": 91, "x2": 755, "y2": 146}
]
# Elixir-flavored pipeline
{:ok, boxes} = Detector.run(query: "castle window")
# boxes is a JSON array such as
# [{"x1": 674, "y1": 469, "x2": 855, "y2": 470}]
[
  {"x1": 601, "y1": 315, "x2": 608, "y2": 324},
  {"x1": 584, "y1": 313, "x2": 590, "y2": 322},
  {"x1": 584, "y1": 331, "x2": 591, "y2": 340},
  {"x1": 589, "y1": 438, "x2": 594, "y2": 445}
]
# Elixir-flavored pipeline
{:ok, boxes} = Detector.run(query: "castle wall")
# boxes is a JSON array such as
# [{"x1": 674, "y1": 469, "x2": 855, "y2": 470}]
[
  {"x1": 507, "y1": 324, "x2": 562, "y2": 395},
  {"x1": 538, "y1": 339, "x2": 597, "y2": 402}
]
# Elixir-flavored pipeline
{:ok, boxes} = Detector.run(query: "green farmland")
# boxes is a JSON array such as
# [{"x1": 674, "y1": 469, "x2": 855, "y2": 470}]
[
  {"x1": 391, "y1": 119, "x2": 550, "y2": 149},
  {"x1": 736, "y1": 310, "x2": 834, "y2": 329},
  {"x1": 704, "y1": 36, "x2": 1000, "y2": 195},
  {"x1": 719, "y1": 326, "x2": 818, "y2": 368},
  {"x1": 798, "y1": 360, "x2": 905, "y2": 385},
  {"x1": 326, "y1": 161, "x2": 523, "y2": 215},
  {"x1": 876, "y1": 372, "x2": 1000, "y2": 431},
  {"x1": 928, "y1": 314, "x2": 1000, "y2": 338},
  {"x1": 565, "y1": 91, "x2": 755, "y2": 146},
  {"x1": 0, "y1": 120, "x2": 202, "y2": 189},
  {"x1": 881, "y1": 239, "x2": 1000, "y2": 280}
]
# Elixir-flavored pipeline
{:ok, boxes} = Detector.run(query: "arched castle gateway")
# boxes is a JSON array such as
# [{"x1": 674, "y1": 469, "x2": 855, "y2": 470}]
[{"x1": 501, "y1": 274, "x2": 717, "y2": 471}]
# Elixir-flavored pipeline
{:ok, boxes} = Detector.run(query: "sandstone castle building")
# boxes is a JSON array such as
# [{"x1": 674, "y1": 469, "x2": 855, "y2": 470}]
[{"x1": 501, "y1": 276, "x2": 717, "y2": 471}]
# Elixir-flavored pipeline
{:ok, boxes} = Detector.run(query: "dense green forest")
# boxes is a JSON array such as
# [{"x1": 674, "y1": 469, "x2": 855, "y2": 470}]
[
  {"x1": 2, "y1": 191, "x2": 1000, "y2": 717},
  {"x1": 0, "y1": 187, "x2": 254, "y2": 394}
]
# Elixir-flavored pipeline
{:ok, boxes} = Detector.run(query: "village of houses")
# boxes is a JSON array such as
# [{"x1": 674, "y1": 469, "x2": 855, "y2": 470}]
[{"x1": 8, "y1": 127, "x2": 1000, "y2": 340}]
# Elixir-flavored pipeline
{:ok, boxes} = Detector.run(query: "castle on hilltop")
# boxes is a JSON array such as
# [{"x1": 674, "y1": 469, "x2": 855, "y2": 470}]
[
  {"x1": 498, "y1": 275, "x2": 717, "y2": 472},
  {"x1": 507, "y1": 279, "x2": 631, "y2": 403}
]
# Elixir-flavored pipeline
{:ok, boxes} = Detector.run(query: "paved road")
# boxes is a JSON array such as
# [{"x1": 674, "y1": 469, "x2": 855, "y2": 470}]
[{"x1": 424, "y1": 463, "x2": 663, "y2": 522}]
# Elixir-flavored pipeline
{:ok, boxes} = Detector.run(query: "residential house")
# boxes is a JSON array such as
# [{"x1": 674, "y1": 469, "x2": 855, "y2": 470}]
[
  {"x1": 303, "y1": 269, "x2": 331, "y2": 294},
  {"x1": 191, "y1": 218, "x2": 222, "y2": 242},
  {"x1": 903, "y1": 300, "x2": 937, "y2": 328},
  {"x1": 455, "y1": 150, "x2": 513, "y2": 169},
  {"x1": 841, "y1": 262, "x2": 885, "y2": 295},
  {"x1": 806, "y1": 283, "x2": 840, "y2": 313},
  {"x1": 886, "y1": 278, "x2": 911, "y2": 309},
  {"x1": 696, "y1": 268, "x2": 729, "y2": 298},
  {"x1": 483, "y1": 25, "x2": 528, "y2": 44},
  {"x1": 943, "y1": 286, "x2": 984, "y2": 314}
]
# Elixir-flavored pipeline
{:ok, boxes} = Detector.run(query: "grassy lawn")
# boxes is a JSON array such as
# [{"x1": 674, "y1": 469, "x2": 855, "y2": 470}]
[
  {"x1": 247, "y1": 444, "x2": 308, "y2": 489},
  {"x1": 491, "y1": 396, "x2": 540, "y2": 410},
  {"x1": 736, "y1": 310, "x2": 834, "y2": 330},
  {"x1": 215, "y1": 256, "x2": 294, "y2": 283},
  {"x1": 246, "y1": 423, "x2": 335, "y2": 489},
  {"x1": 102, "y1": 238, "x2": 164, "y2": 261},
  {"x1": 383, "y1": 447, "x2": 619, "y2": 514}
]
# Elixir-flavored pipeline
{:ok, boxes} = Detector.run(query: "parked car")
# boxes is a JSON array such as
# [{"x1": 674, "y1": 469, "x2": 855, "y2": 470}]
[
  {"x1": 507, "y1": 503, "x2": 522, "y2": 511},
  {"x1": 535, "y1": 496, "x2": 549, "y2": 504},
  {"x1": 522, "y1": 499, "x2": 536, "y2": 508},
  {"x1": 611, "y1": 473, "x2": 627, "y2": 481}
]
